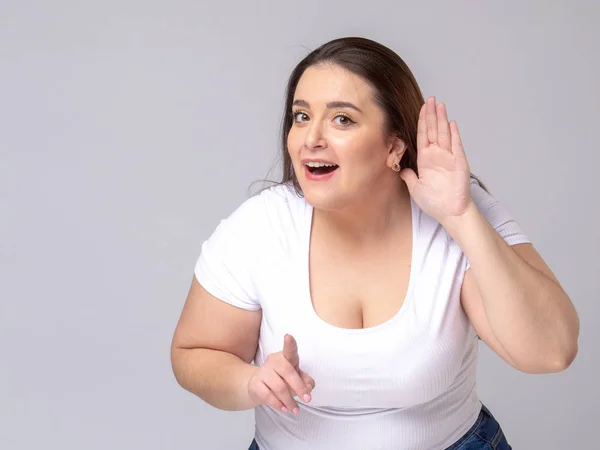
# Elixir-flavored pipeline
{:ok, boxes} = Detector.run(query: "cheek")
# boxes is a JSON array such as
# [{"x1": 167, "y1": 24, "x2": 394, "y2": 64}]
[
  {"x1": 333, "y1": 135, "x2": 386, "y2": 169},
  {"x1": 286, "y1": 131, "x2": 301, "y2": 159}
]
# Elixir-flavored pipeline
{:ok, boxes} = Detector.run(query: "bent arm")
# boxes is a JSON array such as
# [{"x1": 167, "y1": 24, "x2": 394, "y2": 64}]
[
  {"x1": 445, "y1": 203, "x2": 579, "y2": 374},
  {"x1": 171, "y1": 277, "x2": 262, "y2": 410}
]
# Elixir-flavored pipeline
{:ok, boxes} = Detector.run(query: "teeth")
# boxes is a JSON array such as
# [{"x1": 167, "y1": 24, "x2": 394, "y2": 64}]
[{"x1": 304, "y1": 161, "x2": 337, "y2": 168}]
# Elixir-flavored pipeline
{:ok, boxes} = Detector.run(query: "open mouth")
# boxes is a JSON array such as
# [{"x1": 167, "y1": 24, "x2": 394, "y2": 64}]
[{"x1": 305, "y1": 163, "x2": 339, "y2": 175}]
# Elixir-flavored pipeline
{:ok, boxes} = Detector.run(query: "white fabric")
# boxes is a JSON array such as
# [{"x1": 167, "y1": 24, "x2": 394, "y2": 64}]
[{"x1": 195, "y1": 179, "x2": 530, "y2": 450}]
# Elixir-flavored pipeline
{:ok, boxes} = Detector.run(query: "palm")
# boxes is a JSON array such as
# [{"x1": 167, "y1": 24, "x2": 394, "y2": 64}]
[{"x1": 400, "y1": 97, "x2": 472, "y2": 223}]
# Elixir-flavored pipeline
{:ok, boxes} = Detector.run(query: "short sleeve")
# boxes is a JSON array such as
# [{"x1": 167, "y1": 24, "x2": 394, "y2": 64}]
[
  {"x1": 465, "y1": 179, "x2": 531, "y2": 270},
  {"x1": 194, "y1": 195, "x2": 264, "y2": 311}
]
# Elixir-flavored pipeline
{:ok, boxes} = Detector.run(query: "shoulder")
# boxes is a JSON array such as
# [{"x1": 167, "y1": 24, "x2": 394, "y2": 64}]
[
  {"x1": 468, "y1": 177, "x2": 498, "y2": 212},
  {"x1": 225, "y1": 182, "x2": 295, "y2": 219},
  {"x1": 219, "y1": 182, "x2": 306, "y2": 241},
  {"x1": 241, "y1": 182, "x2": 304, "y2": 220}
]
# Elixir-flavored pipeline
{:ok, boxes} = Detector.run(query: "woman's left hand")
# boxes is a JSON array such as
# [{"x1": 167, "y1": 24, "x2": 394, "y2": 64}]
[{"x1": 400, "y1": 96, "x2": 474, "y2": 225}]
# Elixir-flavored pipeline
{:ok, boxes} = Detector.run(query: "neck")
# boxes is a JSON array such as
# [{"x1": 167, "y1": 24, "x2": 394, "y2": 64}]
[{"x1": 313, "y1": 178, "x2": 411, "y2": 247}]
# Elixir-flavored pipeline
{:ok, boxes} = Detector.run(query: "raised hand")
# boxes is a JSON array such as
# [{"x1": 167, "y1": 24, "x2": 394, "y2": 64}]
[
  {"x1": 247, "y1": 334, "x2": 315, "y2": 414},
  {"x1": 399, "y1": 96, "x2": 473, "y2": 224}
]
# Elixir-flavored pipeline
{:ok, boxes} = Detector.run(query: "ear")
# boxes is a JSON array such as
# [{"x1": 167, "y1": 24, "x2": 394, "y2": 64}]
[{"x1": 386, "y1": 135, "x2": 407, "y2": 169}]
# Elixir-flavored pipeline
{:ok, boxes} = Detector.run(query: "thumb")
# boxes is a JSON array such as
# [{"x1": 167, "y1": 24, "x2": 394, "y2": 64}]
[
  {"x1": 298, "y1": 368, "x2": 316, "y2": 392},
  {"x1": 399, "y1": 168, "x2": 418, "y2": 193},
  {"x1": 282, "y1": 334, "x2": 299, "y2": 366}
]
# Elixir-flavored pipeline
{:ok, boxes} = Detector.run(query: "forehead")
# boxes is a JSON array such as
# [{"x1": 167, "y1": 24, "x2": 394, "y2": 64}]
[{"x1": 294, "y1": 64, "x2": 376, "y2": 106}]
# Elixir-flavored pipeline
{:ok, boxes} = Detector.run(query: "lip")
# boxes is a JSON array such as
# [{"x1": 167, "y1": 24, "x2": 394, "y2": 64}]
[
  {"x1": 301, "y1": 158, "x2": 338, "y2": 165},
  {"x1": 303, "y1": 163, "x2": 339, "y2": 182}
]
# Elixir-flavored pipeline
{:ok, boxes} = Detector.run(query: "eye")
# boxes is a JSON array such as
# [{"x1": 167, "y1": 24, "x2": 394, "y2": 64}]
[
  {"x1": 291, "y1": 110, "x2": 356, "y2": 127},
  {"x1": 292, "y1": 110, "x2": 309, "y2": 123},
  {"x1": 334, "y1": 113, "x2": 355, "y2": 126}
]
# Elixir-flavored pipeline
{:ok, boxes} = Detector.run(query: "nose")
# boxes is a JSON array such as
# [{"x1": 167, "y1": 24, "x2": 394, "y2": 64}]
[{"x1": 303, "y1": 120, "x2": 328, "y2": 151}]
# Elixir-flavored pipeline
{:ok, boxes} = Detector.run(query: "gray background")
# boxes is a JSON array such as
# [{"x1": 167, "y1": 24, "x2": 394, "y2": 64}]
[{"x1": 1, "y1": 1, "x2": 598, "y2": 448}]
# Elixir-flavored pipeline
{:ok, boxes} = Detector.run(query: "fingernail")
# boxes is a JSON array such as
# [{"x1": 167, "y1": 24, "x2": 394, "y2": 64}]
[
  {"x1": 303, "y1": 394, "x2": 311, "y2": 402},
  {"x1": 293, "y1": 407, "x2": 299, "y2": 414},
  {"x1": 281, "y1": 407, "x2": 288, "y2": 413}
]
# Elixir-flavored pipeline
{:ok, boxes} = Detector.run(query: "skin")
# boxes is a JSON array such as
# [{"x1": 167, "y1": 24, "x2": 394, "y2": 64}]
[
  {"x1": 171, "y1": 63, "x2": 579, "y2": 420},
  {"x1": 288, "y1": 63, "x2": 579, "y2": 372},
  {"x1": 288, "y1": 63, "x2": 409, "y2": 243}
]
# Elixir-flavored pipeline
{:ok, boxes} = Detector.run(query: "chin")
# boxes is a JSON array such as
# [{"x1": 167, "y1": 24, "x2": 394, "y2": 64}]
[
  {"x1": 301, "y1": 185, "x2": 349, "y2": 211},
  {"x1": 295, "y1": 166, "x2": 354, "y2": 211}
]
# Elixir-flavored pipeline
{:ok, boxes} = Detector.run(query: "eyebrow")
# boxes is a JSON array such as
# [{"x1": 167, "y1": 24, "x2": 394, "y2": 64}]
[{"x1": 292, "y1": 99, "x2": 363, "y2": 113}]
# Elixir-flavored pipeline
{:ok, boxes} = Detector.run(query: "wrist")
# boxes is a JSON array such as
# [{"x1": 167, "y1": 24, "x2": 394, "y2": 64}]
[
  {"x1": 243, "y1": 363, "x2": 261, "y2": 408},
  {"x1": 440, "y1": 201, "x2": 480, "y2": 240}
]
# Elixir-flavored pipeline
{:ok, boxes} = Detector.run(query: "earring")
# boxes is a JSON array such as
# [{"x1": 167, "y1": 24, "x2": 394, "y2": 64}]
[{"x1": 392, "y1": 161, "x2": 401, "y2": 172}]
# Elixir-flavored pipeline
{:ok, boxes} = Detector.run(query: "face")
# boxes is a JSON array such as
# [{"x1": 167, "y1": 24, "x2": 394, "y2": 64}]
[{"x1": 287, "y1": 64, "x2": 405, "y2": 211}]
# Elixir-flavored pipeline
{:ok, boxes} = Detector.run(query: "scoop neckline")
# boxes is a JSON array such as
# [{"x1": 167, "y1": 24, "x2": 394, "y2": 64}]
[{"x1": 300, "y1": 196, "x2": 420, "y2": 335}]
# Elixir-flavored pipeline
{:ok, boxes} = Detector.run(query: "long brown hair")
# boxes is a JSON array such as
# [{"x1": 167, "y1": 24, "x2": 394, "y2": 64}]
[{"x1": 259, "y1": 36, "x2": 487, "y2": 195}]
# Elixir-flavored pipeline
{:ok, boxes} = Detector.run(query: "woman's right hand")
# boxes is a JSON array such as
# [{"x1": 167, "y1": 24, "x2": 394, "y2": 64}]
[{"x1": 247, "y1": 334, "x2": 315, "y2": 414}]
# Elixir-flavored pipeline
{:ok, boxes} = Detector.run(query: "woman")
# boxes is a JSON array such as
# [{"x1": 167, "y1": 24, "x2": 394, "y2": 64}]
[{"x1": 170, "y1": 37, "x2": 579, "y2": 449}]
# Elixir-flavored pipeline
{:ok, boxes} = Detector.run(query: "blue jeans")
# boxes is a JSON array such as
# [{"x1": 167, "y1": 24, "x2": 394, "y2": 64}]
[{"x1": 248, "y1": 404, "x2": 511, "y2": 449}]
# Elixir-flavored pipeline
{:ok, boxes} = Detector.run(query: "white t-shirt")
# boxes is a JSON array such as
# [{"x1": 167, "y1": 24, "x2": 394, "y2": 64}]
[{"x1": 195, "y1": 179, "x2": 530, "y2": 450}]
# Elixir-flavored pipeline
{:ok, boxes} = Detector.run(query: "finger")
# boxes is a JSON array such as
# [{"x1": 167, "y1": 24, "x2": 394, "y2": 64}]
[
  {"x1": 255, "y1": 381, "x2": 287, "y2": 413},
  {"x1": 426, "y1": 96, "x2": 438, "y2": 145},
  {"x1": 450, "y1": 120, "x2": 465, "y2": 155},
  {"x1": 437, "y1": 103, "x2": 451, "y2": 151},
  {"x1": 282, "y1": 334, "x2": 299, "y2": 367},
  {"x1": 275, "y1": 361, "x2": 312, "y2": 402},
  {"x1": 264, "y1": 370, "x2": 299, "y2": 413},
  {"x1": 399, "y1": 168, "x2": 418, "y2": 194},
  {"x1": 417, "y1": 102, "x2": 428, "y2": 151},
  {"x1": 298, "y1": 369, "x2": 316, "y2": 391}
]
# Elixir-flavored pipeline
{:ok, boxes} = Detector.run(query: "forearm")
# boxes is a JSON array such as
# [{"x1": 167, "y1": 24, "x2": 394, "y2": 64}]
[
  {"x1": 171, "y1": 347, "x2": 260, "y2": 411},
  {"x1": 443, "y1": 203, "x2": 579, "y2": 369}
]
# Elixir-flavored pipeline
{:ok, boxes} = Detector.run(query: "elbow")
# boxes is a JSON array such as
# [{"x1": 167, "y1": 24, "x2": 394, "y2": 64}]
[
  {"x1": 515, "y1": 340, "x2": 579, "y2": 375},
  {"x1": 170, "y1": 346, "x2": 183, "y2": 386},
  {"x1": 550, "y1": 316, "x2": 580, "y2": 372},
  {"x1": 539, "y1": 346, "x2": 578, "y2": 374},
  {"x1": 534, "y1": 312, "x2": 580, "y2": 374},
  {"x1": 537, "y1": 351, "x2": 577, "y2": 374},
  {"x1": 170, "y1": 344, "x2": 190, "y2": 388},
  {"x1": 550, "y1": 341, "x2": 578, "y2": 372}
]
